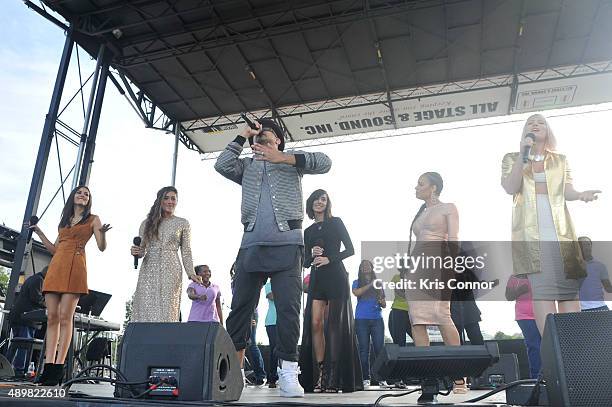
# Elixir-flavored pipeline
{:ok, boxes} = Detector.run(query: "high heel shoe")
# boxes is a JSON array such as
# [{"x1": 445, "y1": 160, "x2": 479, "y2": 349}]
[
  {"x1": 41, "y1": 364, "x2": 65, "y2": 386},
  {"x1": 35, "y1": 363, "x2": 54, "y2": 385},
  {"x1": 314, "y1": 362, "x2": 324, "y2": 392}
]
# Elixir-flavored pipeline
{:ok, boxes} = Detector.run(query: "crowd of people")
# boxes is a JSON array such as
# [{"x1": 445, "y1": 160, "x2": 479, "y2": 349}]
[{"x1": 10, "y1": 114, "x2": 608, "y2": 397}]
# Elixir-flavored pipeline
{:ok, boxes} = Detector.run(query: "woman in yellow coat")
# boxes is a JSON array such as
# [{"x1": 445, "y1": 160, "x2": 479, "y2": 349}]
[{"x1": 501, "y1": 114, "x2": 600, "y2": 334}]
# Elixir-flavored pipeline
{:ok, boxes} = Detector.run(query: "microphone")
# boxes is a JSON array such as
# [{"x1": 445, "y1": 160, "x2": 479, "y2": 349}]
[
  {"x1": 522, "y1": 133, "x2": 536, "y2": 163},
  {"x1": 240, "y1": 112, "x2": 258, "y2": 130},
  {"x1": 26, "y1": 215, "x2": 39, "y2": 243},
  {"x1": 313, "y1": 238, "x2": 324, "y2": 270},
  {"x1": 133, "y1": 236, "x2": 142, "y2": 269}
]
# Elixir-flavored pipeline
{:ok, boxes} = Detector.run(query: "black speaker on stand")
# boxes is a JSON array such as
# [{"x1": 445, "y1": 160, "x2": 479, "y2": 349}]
[
  {"x1": 541, "y1": 311, "x2": 612, "y2": 407},
  {"x1": 115, "y1": 322, "x2": 242, "y2": 402}
]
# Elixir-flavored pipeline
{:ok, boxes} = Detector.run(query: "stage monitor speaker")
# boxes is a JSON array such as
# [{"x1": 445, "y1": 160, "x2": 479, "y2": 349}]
[
  {"x1": 372, "y1": 342, "x2": 499, "y2": 382},
  {"x1": 541, "y1": 311, "x2": 612, "y2": 407},
  {"x1": 471, "y1": 353, "x2": 519, "y2": 389},
  {"x1": 116, "y1": 322, "x2": 242, "y2": 402}
]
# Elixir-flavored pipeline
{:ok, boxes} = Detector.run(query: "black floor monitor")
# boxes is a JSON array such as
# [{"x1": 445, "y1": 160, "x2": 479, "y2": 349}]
[{"x1": 372, "y1": 343, "x2": 499, "y2": 403}]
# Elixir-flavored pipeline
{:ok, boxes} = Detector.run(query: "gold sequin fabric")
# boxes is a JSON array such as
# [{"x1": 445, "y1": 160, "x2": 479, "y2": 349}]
[{"x1": 131, "y1": 216, "x2": 195, "y2": 322}]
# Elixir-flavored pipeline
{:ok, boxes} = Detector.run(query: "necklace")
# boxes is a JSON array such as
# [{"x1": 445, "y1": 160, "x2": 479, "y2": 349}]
[
  {"x1": 70, "y1": 215, "x2": 83, "y2": 227},
  {"x1": 531, "y1": 154, "x2": 545, "y2": 162}
]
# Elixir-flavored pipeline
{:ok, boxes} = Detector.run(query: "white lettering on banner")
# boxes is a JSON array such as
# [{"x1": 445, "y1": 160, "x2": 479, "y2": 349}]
[{"x1": 282, "y1": 87, "x2": 511, "y2": 141}]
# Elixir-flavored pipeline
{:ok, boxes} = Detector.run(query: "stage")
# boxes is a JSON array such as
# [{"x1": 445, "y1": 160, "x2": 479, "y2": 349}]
[{"x1": 0, "y1": 382, "x2": 508, "y2": 406}]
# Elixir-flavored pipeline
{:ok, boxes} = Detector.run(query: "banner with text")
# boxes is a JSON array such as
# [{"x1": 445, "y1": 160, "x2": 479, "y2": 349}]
[
  {"x1": 282, "y1": 86, "x2": 511, "y2": 141},
  {"x1": 514, "y1": 71, "x2": 612, "y2": 113}
]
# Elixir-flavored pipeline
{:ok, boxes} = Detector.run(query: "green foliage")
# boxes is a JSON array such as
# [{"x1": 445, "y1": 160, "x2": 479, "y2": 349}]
[{"x1": 0, "y1": 266, "x2": 10, "y2": 292}]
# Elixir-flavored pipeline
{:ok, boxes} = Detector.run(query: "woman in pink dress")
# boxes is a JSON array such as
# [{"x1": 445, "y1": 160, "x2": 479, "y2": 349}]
[{"x1": 408, "y1": 172, "x2": 465, "y2": 392}]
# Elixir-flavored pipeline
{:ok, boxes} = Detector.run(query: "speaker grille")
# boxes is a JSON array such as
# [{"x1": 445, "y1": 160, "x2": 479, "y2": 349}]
[{"x1": 545, "y1": 311, "x2": 612, "y2": 406}]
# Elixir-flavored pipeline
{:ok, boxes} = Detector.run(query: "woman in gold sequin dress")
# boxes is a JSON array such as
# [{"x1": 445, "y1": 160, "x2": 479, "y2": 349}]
[{"x1": 130, "y1": 186, "x2": 202, "y2": 322}]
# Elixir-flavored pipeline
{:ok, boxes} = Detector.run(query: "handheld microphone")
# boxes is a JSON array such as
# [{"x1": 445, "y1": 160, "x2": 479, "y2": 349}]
[
  {"x1": 522, "y1": 133, "x2": 536, "y2": 163},
  {"x1": 133, "y1": 236, "x2": 142, "y2": 269},
  {"x1": 240, "y1": 112, "x2": 258, "y2": 130},
  {"x1": 26, "y1": 215, "x2": 39, "y2": 243}
]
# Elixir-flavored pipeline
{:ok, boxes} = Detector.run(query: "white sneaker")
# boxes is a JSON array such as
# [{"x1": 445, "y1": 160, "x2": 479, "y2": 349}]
[
  {"x1": 378, "y1": 380, "x2": 388, "y2": 387},
  {"x1": 277, "y1": 360, "x2": 304, "y2": 398},
  {"x1": 363, "y1": 379, "x2": 371, "y2": 389}
]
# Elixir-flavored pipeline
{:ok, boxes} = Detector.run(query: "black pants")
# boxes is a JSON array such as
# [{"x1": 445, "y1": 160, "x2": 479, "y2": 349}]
[
  {"x1": 226, "y1": 246, "x2": 302, "y2": 362},
  {"x1": 388, "y1": 308, "x2": 413, "y2": 346},
  {"x1": 266, "y1": 325, "x2": 279, "y2": 382},
  {"x1": 456, "y1": 322, "x2": 484, "y2": 345}
]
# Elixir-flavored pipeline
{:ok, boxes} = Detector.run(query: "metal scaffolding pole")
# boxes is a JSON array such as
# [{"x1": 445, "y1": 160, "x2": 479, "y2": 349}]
[
  {"x1": 171, "y1": 122, "x2": 180, "y2": 186},
  {"x1": 79, "y1": 59, "x2": 110, "y2": 186},
  {"x1": 2, "y1": 29, "x2": 75, "y2": 339},
  {"x1": 72, "y1": 45, "x2": 105, "y2": 189}
]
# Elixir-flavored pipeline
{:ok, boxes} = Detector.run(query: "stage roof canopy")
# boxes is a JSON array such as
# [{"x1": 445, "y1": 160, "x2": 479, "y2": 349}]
[{"x1": 41, "y1": 0, "x2": 612, "y2": 153}]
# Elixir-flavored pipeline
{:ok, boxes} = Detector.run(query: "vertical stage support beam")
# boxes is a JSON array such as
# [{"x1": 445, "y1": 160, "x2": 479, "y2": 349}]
[
  {"x1": 72, "y1": 45, "x2": 105, "y2": 189},
  {"x1": 171, "y1": 122, "x2": 180, "y2": 186},
  {"x1": 2, "y1": 29, "x2": 75, "y2": 340},
  {"x1": 79, "y1": 55, "x2": 110, "y2": 186}
]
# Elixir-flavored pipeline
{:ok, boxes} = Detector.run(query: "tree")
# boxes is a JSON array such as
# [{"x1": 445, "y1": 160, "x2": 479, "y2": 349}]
[
  {"x1": 123, "y1": 295, "x2": 134, "y2": 332},
  {"x1": 493, "y1": 331, "x2": 512, "y2": 340},
  {"x1": 0, "y1": 266, "x2": 10, "y2": 296}
]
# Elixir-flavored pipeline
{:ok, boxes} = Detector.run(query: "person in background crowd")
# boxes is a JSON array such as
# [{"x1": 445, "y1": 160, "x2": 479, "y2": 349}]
[
  {"x1": 352, "y1": 260, "x2": 386, "y2": 388},
  {"x1": 505, "y1": 275, "x2": 541, "y2": 379},
  {"x1": 8, "y1": 267, "x2": 48, "y2": 376},
  {"x1": 187, "y1": 265, "x2": 223, "y2": 324},
  {"x1": 578, "y1": 236, "x2": 611, "y2": 311}
]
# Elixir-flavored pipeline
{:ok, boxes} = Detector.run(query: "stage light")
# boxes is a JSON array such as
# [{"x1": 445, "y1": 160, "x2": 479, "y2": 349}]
[{"x1": 112, "y1": 28, "x2": 123, "y2": 39}]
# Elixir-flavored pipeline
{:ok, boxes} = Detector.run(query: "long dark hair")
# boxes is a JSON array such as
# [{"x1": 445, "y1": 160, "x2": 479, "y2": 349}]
[
  {"x1": 357, "y1": 260, "x2": 385, "y2": 300},
  {"x1": 408, "y1": 172, "x2": 444, "y2": 251},
  {"x1": 306, "y1": 189, "x2": 333, "y2": 220},
  {"x1": 143, "y1": 186, "x2": 178, "y2": 243},
  {"x1": 58, "y1": 186, "x2": 92, "y2": 229}
]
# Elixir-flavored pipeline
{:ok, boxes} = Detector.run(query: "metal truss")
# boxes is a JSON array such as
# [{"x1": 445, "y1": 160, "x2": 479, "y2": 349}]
[{"x1": 195, "y1": 59, "x2": 612, "y2": 160}]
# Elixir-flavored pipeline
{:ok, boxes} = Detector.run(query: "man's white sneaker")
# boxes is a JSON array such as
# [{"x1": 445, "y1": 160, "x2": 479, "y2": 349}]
[
  {"x1": 363, "y1": 379, "x2": 371, "y2": 389},
  {"x1": 277, "y1": 360, "x2": 304, "y2": 398}
]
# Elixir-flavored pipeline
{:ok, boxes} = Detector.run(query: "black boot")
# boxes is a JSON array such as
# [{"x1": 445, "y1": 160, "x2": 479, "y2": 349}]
[
  {"x1": 40, "y1": 364, "x2": 64, "y2": 386},
  {"x1": 48, "y1": 364, "x2": 65, "y2": 386},
  {"x1": 35, "y1": 363, "x2": 54, "y2": 385}
]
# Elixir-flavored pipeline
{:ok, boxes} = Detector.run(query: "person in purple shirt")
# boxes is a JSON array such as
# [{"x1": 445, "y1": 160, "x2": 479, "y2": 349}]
[
  {"x1": 187, "y1": 265, "x2": 223, "y2": 325},
  {"x1": 578, "y1": 236, "x2": 612, "y2": 311}
]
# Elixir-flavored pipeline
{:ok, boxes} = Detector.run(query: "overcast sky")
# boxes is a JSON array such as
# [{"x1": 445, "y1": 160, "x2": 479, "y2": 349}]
[{"x1": 2, "y1": 2, "x2": 611, "y2": 344}]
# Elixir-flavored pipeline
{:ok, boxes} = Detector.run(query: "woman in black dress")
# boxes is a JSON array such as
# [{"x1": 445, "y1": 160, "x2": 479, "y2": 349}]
[{"x1": 299, "y1": 189, "x2": 362, "y2": 393}]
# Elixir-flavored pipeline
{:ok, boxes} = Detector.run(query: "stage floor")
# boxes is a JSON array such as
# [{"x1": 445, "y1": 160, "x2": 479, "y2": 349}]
[{"x1": 0, "y1": 382, "x2": 509, "y2": 406}]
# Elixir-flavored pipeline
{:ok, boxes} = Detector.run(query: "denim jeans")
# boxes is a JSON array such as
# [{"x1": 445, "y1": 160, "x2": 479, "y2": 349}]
[
  {"x1": 517, "y1": 319, "x2": 542, "y2": 379},
  {"x1": 9, "y1": 325, "x2": 35, "y2": 372},
  {"x1": 247, "y1": 312, "x2": 266, "y2": 380},
  {"x1": 355, "y1": 318, "x2": 384, "y2": 380}
]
